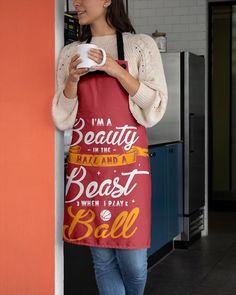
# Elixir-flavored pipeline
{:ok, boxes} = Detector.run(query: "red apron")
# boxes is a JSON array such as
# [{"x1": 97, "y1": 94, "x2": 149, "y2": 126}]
[{"x1": 63, "y1": 32, "x2": 152, "y2": 249}]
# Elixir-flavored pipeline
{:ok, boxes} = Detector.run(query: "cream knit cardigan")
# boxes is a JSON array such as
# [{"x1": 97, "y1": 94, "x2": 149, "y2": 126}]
[{"x1": 52, "y1": 32, "x2": 168, "y2": 130}]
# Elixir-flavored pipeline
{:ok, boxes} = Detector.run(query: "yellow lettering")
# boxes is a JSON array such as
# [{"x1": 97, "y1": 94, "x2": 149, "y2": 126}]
[
  {"x1": 122, "y1": 156, "x2": 127, "y2": 164},
  {"x1": 110, "y1": 211, "x2": 128, "y2": 238},
  {"x1": 94, "y1": 224, "x2": 110, "y2": 238},
  {"x1": 63, "y1": 207, "x2": 140, "y2": 241},
  {"x1": 63, "y1": 206, "x2": 95, "y2": 241},
  {"x1": 123, "y1": 208, "x2": 139, "y2": 238}
]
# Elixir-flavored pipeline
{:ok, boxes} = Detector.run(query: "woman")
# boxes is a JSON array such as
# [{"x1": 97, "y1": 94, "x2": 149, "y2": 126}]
[{"x1": 52, "y1": 0, "x2": 168, "y2": 294}]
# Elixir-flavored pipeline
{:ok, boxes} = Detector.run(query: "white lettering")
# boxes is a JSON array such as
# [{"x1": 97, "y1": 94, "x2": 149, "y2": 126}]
[
  {"x1": 71, "y1": 118, "x2": 139, "y2": 151},
  {"x1": 65, "y1": 167, "x2": 149, "y2": 202}
]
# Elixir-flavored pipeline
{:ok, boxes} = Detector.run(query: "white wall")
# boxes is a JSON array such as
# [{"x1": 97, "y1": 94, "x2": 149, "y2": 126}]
[{"x1": 128, "y1": 0, "x2": 207, "y2": 55}]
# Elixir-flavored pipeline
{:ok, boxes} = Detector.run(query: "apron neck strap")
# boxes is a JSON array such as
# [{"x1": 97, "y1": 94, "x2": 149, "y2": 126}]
[
  {"x1": 86, "y1": 35, "x2": 92, "y2": 44},
  {"x1": 86, "y1": 31, "x2": 125, "y2": 60},
  {"x1": 116, "y1": 31, "x2": 125, "y2": 61}
]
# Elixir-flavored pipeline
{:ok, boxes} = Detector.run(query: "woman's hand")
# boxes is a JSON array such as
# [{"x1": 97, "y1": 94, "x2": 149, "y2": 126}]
[
  {"x1": 63, "y1": 54, "x2": 89, "y2": 99},
  {"x1": 88, "y1": 49, "x2": 125, "y2": 79},
  {"x1": 68, "y1": 54, "x2": 89, "y2": 83},
  {"x1": 88, "y1": 48, "x2": 140, "y2": 97}
]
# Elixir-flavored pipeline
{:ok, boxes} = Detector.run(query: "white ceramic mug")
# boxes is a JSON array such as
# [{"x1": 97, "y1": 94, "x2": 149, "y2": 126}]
[{"x1": 76, "y1": 44, "x2": 106, "y2": 71}]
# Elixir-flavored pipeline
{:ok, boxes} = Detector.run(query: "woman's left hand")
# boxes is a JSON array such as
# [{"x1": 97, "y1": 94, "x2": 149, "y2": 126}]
[
  {"x1": 88, "y1": 48, "x2": 124, "y2": 79},
  {"x1": 88, "y1": 48, "x2": 140, "y2": 97}
]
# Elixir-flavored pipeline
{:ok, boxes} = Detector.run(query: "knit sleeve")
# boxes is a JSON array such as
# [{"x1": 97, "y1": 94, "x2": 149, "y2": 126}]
[
  {"x1": 52, "y1": 43, "x2": 79, "y2": 131},
  {"x1": 128, "y1": 34, "x2": 168, "y2": 128}
]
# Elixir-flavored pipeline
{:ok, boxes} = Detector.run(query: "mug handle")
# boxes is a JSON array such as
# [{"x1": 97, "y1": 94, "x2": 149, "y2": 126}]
[{"x1": 96, "y1": 48, "x2": 106, "y2": 66}]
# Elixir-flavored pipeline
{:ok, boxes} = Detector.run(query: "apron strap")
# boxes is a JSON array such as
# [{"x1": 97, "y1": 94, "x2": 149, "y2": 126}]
[
  {"x1": 86, "y1": 35, "x2": 92, "y2": 44},
  {"x1": 116, "y1": 31, "x2": 125, "y2": 61},
  {"x1": 86, "y1": 31, "x2": 125, "y2": 61}
]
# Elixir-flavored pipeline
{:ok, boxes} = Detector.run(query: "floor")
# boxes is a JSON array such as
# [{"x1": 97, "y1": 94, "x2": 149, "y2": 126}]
[{"x1": 145, "y1": 209, "x2": 236, "y2": 295}]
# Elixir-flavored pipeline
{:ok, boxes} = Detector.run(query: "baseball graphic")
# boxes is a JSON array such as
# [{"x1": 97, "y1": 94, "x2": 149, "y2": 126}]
[{"x1": 100, "y1": 209, "x2": 112, "y2": 221}]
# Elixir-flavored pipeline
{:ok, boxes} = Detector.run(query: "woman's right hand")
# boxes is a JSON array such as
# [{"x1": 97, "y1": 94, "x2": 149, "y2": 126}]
[
  {"x1": 64, "y1": 54, "x2": 89, "y2": 99},
  {"x1": 68, "y1": 54, "x2": 89, "y2": 83}
]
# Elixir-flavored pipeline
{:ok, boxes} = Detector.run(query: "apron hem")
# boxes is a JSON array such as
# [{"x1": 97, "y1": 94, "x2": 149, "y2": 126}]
[{"x1": 63, "y1": 239, "x2": 151, "y2": 249}]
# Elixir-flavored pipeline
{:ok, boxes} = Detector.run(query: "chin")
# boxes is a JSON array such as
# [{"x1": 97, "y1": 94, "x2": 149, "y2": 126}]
[
  {"x1": 79, "y1": 20, "x2": 89, "y2": 26},
  {"x1": 78, "y1": 16, "x2": 91, "y2": 26}
]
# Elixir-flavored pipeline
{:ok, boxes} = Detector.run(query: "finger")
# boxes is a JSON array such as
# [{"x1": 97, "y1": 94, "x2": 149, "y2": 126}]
[
  {"x1": 89, "y1": 48, "x2": 102, "y2": 55},
  {"x1": 71, "y1": 54, "x2": 80, "y2": 62},
  {"x1": 89, "y1": 50, "x2": 103, "y2": 58},
  {"x1": 77, "y1": 68, "x2": 89, "y2": 74},
  {"x1": 74, "y1": 58, "x2": 82, "y2": 66},
  {"x1": 70, "y1": 58, "x2": 82, "y2": 70},
  {"x1": 91, "y1": 65, "x2": 105, "y2": 71},
  {"x1": 88, "y1": 50, "x2": 103, "y2": 61},
  {"x1": 89, "y1": 55, "x2": 103, "y2": 64}
]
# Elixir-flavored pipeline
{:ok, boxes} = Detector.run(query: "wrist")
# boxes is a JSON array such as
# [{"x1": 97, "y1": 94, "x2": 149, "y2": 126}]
[
  {"x1": 116, "y1": 66, "x2": 127, "y2": 81},
  {"x1": 64, "y1": 78, "x2": 78, "y2": 99},
  {"x1": 117, "y1": 68, "x2": 140, "y2": 97},
  {"x1": 67, "y1": 75, "x2": 80, "y2": 84}
]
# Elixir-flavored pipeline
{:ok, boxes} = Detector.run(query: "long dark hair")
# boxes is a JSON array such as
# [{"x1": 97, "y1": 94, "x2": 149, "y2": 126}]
[{"x1": 78, "y1": 0, "x2": 136, "y2": 42}]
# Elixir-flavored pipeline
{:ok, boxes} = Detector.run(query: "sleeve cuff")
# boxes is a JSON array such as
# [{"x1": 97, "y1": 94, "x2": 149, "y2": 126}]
[
  {"x1": 129, "y1": 82, "x2": 156, "y2": 109},
  {"x1": 58, "y1": 90, "x2": 78, "y2": 113}
]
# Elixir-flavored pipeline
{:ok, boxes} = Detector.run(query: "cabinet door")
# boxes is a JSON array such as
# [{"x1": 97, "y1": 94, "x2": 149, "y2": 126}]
[
  {"x1": 166, "y1": 143, "x2": 183, "y2": 240},
  {"x1": 148, "y1": 146, "x2": 168, "y2": 256}
]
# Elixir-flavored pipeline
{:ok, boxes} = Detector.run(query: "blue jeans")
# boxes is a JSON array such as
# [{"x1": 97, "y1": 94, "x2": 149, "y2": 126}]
[{"x1": 89, "y1": 247, "x2": 148, "y2": 295}]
